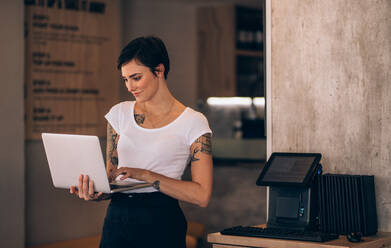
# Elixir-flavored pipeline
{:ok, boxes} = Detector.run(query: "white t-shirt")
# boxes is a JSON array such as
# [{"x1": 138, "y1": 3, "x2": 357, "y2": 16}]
[{"x1": 105, "y1": 101, "x2": 212, "y2": 193}]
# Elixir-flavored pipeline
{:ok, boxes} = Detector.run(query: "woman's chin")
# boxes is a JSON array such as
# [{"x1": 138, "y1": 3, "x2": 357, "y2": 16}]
[{"x1": 134, "y1": 96, "x2": 147, "y2": 103}]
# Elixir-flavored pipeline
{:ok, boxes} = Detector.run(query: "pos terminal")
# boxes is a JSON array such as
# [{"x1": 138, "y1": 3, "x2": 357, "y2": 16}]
[
  {"x1": 220, "y1": 152, "x2": 340, "y2": 242},
  {"x1": 256, "y1": 152, "x2": 322, "y2": 231}
]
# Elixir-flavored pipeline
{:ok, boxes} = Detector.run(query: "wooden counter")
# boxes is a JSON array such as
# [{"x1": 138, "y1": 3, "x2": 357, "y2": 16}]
[{"x1": 208, "y1": 229, "x2": 391, "y2": 248}]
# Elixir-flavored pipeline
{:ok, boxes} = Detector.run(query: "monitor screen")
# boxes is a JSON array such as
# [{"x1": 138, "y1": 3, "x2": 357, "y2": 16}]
[{"x1": 256, "y1": 153, "x2": 321, "y2": 187}]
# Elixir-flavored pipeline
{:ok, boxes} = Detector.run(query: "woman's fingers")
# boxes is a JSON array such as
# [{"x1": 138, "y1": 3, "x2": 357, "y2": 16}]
[
  {"x1": 91, "y1": 192, "x2": 103, "y2": 201},
  {"x1": 111, "y1": 168, "x2": 121, "y2": 179},
  {"x1": 73, "y1": 175, "x2": 99, "y2": 201},
  {"x1": 112, "y1": 167, "x2": 132, "y2": 180},
  {"x1": 83, "y1": 175, "x2": 90, "y2": 200},
  {"x1": 120, "y1": 174, "x2": 129, "y2": 180},
  {"x1": 78, "y1": 174, "x2": 83, "y2": 198},
  {"x1": 113, "y1": 167, "x2": 129, "y2": 178},
  {"x1": 88, "y1": 180, "x2": 95, "y2": 199},
  {"x1": 70, "y1": 186, "x2": 78, "y2": 194}
]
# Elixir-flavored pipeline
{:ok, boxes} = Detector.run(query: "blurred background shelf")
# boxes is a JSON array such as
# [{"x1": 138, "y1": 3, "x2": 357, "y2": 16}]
[
  {"x1": 236, "y1": 49, "x2": 263, "y2": 57},
  {"x1": 196, "y1": 4, "x2": 264, "y2": 100},
  {"x1": 212, "y1": 138, "x2": 266, "y2": 161}
]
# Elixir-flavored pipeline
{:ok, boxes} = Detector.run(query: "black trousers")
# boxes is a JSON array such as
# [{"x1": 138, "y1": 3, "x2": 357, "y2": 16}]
[{"x1": 99, "y1": 192, "x2": 187, "y2": 248}]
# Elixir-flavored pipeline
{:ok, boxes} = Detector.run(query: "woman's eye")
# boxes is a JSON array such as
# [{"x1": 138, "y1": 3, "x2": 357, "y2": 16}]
[{"x1": 133, "y1": 76, "x2": 141, "y2": 81}]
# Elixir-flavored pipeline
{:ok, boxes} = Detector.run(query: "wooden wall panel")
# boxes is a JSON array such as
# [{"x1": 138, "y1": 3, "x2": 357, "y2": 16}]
[{"x1": 25, "y1": 0, "x2": 120, "y2": 139}]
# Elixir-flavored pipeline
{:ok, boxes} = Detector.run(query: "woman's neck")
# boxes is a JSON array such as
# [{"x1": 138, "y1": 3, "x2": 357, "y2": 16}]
[{"x1": 137, "y1": 82, "x2": 176, "y2": 116}]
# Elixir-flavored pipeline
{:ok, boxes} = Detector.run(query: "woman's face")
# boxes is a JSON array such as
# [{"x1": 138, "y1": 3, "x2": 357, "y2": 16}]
[{"x1": 121, "y1": 59, "x2": 161, "y2": 102}]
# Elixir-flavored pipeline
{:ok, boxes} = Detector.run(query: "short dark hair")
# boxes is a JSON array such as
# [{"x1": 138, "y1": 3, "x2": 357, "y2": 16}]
[{"x1": 117, "y1": 36, "x2": 170, "y2": 79}]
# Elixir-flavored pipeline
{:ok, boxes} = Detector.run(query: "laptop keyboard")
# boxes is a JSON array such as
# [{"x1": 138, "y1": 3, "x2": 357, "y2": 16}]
[{"x1": 220, "y1": 226, "x2": 339, "y2": 242}]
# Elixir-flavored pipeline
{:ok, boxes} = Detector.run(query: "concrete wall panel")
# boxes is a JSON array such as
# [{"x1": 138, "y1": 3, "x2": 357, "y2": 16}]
[{"x1": 271, "y1": 0, "x2": 391, "y2": 231}]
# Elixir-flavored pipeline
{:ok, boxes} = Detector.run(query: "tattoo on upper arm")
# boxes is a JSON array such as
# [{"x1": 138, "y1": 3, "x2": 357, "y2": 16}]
[
  {"x1": 134, "y1": 114, "x2": 145, "y2": 125},
  {"x1": 190, "y1": 148, "x2": 200, "y2": 162},
  {"x1": 199, "y1": 133, "x2": 212, "y2": 154},
  {"x1": 107, "y1": 124, "x2": 119, "y2": 168},
  {"x1": 190, "y1": 133, "x2": 212, "y2": 162}
]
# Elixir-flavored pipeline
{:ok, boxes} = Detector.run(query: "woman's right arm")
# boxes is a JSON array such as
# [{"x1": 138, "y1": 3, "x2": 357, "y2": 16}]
[{"x1": 106, "y1": 122, "x2": 120, "y2": 181}]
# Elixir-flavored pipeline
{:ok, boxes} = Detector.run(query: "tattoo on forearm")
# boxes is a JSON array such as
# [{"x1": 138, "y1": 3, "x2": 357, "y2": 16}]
[
  {"x1": 111, "y1": 131, "x2": 118, "y2": 150},
  {"x1": 109, "y1": 134, "x2": 118, "y2": 167},
  {"x1": 134, "y1": 114, "x2": 145, "y2": 125},
  {"x1": 107, "y1": 124, "x2": 119, "y2": 168},
  {"x1": 190, "y1": 133, "x2": 212, "y2": 162},
  {"x1": 110, "y1": 154, "x2": 118, "y2": 166}
]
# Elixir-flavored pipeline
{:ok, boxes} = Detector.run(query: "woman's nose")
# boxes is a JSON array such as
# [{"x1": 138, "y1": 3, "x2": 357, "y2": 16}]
[
  {"x1": 126, "y1": 81, "x2": 136, "y2": 92},
  {"x1": 130, "y1": 84, "x2": 137, "y2": 92}
]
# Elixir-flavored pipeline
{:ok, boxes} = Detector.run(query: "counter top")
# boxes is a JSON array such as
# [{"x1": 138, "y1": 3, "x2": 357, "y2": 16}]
[{"x1": 208, "y1": 228, "x2": 391, "y2": 248}]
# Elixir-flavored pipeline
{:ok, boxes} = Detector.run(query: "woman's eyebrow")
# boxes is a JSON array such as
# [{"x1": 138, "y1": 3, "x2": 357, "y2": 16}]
[
  {"x1": 128, "y1": 73, "x2": 142, "y2": 79},
  {"x1": 121, "y1": 73, "x2": 142, "y2": 80}
]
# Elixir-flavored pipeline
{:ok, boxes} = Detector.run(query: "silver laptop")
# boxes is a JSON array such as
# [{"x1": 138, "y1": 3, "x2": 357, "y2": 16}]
[{"x1": 42, "y1": 133, "x2": 153, "y2": 193}]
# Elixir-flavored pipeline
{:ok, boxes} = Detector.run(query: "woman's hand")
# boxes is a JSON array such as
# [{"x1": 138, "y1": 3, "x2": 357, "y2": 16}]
[
  {"x1": 112, "y1": 167, "x2": 149, "y2": 181},
  {"x1": 70, "y1": 174, "x2": 107, "y2": 201},
  {"x1": 107, "y1": 168, "x2": 118, "y2": 183}
]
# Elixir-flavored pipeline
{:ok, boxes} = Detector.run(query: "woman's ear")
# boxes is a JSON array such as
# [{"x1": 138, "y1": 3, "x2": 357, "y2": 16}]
[{"x1": 155, "y1": 64, "x2": 165, "y2": 78}]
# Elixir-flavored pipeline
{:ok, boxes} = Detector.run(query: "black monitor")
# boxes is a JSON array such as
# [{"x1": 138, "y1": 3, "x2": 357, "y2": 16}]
[{"x1": 256, "y1": 153, "x2": 321, "y2": 187}]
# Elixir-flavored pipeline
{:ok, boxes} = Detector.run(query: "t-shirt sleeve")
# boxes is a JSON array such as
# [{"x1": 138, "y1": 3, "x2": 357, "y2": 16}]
[
  {"x1": 105, "y1": 103, "x2": 121, "y2": 135},
  {"x1": 187, "y1": 112, "x2": 213, "y2": 146}
]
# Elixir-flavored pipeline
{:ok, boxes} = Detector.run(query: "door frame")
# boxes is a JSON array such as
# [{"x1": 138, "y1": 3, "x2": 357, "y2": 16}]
[
  {"x1": 265, "y1": 0, "x2": 272, "y2": 222},
  {"x1": 265, "y1": 0, "x2": 272, "y2": 159}
]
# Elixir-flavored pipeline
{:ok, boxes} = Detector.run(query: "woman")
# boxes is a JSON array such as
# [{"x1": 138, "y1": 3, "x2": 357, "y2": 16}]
[{"x1": 70, "y1": 36, "x2": 213, "y2": 248}]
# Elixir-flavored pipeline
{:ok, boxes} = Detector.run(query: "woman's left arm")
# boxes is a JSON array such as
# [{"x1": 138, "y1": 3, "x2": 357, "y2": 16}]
[{"x1": 113, "y1": 133, "x2": 213, "y2": 207}]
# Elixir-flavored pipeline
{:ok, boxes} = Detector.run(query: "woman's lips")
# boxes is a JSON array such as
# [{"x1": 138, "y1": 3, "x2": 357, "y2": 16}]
[{"x1": 132, "y1": 91, "x2": 142, "y2": 97}]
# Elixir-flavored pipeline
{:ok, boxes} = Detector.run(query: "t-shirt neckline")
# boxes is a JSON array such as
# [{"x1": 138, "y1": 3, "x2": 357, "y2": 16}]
[{"x1": 130, "y1": 101, "x2": 189, "y2": 131}]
